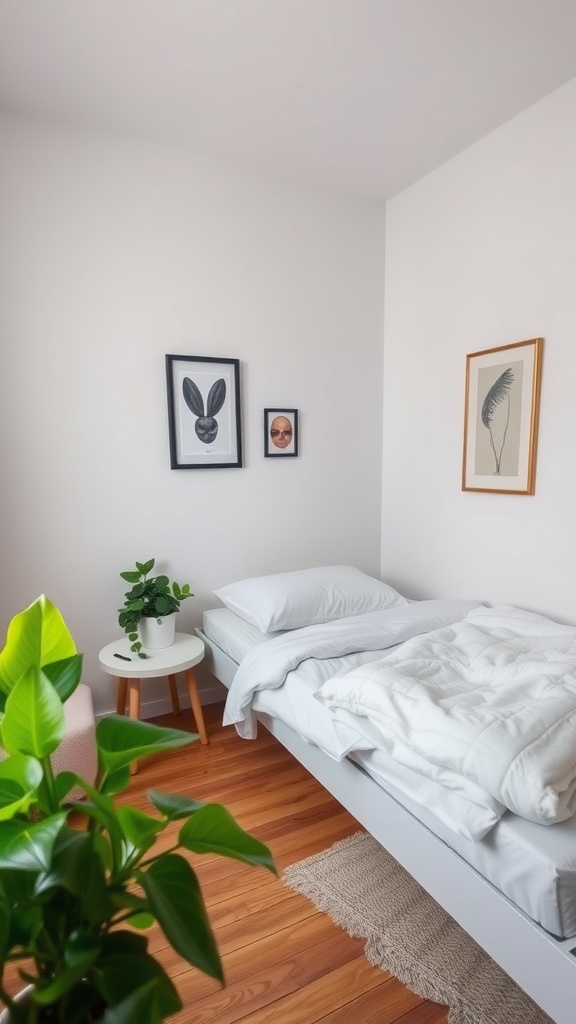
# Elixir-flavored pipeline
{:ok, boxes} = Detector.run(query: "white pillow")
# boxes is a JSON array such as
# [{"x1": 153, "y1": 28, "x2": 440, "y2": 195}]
[{"x1": 213, "y1": 565, "x2": 407, "y2": 633}]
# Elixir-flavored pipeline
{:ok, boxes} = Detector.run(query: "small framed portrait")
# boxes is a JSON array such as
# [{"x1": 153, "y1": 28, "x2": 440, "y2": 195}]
[{"x1": 264, "y1": 408, "x2": 298, "y2": 458}]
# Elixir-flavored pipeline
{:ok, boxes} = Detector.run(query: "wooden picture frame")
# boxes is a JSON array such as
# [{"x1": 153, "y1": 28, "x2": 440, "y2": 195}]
[{"x1": 462, "y1": 338, "x2": 543, "y2": 494}]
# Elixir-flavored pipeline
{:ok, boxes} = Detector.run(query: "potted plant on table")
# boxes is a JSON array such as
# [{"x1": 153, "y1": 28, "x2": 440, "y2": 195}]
[
  {"x1": 0, "y1": 595, "x2": 275, "y2": 1024},
  {"x1": 118, "y1": 558, "x2": 193, "y2": 658}
]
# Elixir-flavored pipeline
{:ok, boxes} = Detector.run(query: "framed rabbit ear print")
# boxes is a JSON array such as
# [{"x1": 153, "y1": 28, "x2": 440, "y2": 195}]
[
  {"x1": 165, "y1": 355, "x2": 242, "y2": 468},
  {"x1": 462, "y1": 337, "x2": 543, "y2": 494}
]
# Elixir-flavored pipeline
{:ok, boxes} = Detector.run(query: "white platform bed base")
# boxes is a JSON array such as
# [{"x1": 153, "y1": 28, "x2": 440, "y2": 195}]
[{"x1": 199, "y1": 628, "x2": 576, "y2": 1024}]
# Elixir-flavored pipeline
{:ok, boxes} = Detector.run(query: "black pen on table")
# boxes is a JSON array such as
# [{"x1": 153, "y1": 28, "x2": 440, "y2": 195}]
[{"x1": 114, "y1": 653, "x2": 132, "y2": 662}]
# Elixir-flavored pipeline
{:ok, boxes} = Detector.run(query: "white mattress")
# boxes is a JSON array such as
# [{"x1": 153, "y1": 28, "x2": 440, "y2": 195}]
[
  {"x1": 202, "y1": 606, "x2": 576, "y2": 938},
  {"x1": 203, "y1": 607, "x2": 287, "y2": 659}
]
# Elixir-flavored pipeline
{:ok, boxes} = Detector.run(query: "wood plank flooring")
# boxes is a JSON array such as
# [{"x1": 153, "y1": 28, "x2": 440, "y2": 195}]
[{"x1": 2, "y1": 701, "x2": 448, "y2": 1022}]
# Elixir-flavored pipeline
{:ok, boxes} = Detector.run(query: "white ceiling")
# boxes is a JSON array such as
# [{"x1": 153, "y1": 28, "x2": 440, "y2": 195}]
[{"x1": 2, "y1": 0, "x2": 576, "y2": 201}]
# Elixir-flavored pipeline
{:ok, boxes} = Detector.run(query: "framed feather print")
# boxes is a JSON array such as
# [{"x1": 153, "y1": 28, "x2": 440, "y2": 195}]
[{"x1": 462, "y1": 338, "x2": 543, "y2": 494}]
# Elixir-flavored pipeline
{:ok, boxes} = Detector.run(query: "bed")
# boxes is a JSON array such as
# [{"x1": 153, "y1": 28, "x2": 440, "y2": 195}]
[{"x1": 197, "y1": 566, "x2": 576, "y2": 1024}]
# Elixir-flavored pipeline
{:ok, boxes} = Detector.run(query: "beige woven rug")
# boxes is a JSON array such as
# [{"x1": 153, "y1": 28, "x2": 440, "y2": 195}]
[{"x1": 282, "y1": 831, "x2": 553, "y2": 1024}]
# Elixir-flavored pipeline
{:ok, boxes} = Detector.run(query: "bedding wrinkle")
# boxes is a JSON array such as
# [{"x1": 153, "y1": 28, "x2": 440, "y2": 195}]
[
  {"x1": 222, "y1": 598, "x2": 505, "y2": 841},
  {"x1": 223, "y1": 599, "x2": 482, "y2": 741},
  {"x1": 316, "y1": 605, "x2": 576, "y2": 829}
]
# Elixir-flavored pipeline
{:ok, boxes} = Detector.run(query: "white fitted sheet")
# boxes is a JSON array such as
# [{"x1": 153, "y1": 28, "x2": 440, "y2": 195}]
[
  {"x1": 203, "y1": 607, "x2": 286, "y2": 659},
  {"x1": 203, "y1": 606, "x2": 576, "y2": 937}
]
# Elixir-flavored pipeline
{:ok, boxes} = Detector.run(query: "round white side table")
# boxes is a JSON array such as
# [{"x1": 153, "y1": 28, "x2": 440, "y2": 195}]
[{"x1": 99, "y1": 632, "x2": 208, "y2": 771}]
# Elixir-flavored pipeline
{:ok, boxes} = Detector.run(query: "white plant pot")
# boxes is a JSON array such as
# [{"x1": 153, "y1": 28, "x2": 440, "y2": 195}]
[{"x1": 139, "y1": 614, "x2": 176, "y2": 650}]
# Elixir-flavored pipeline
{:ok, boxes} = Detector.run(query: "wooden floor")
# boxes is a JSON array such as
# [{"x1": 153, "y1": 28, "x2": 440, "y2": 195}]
[{"x1": 4, "y1": 702, "x2": 449, "y2": 1022}]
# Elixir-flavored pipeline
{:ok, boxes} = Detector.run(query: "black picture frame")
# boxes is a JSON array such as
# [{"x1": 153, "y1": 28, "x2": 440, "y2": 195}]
[
  {"x1": 166, "y1": 355, "x2": 243, "y2": 469},
  {"x1": 264, "y1": 408, "x2": 299, "y2": 458}
]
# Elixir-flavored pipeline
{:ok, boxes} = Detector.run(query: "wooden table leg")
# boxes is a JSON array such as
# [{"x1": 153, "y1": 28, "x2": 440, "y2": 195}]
[
  {"x1": 168, "y1": 673, "x2": 180, "y2": 714},
  {"x1": 128, "y1": 678, "x2": 141, "y2": 720},
  {"x1": 116, "y1": 677, "x2": 128, "y2": 714},
  {"x1": 184, "y1": 667, "x2": 208, "y2": 744},
  {"x1": 128, "y1": 678, "x2": 141, "y2": 774}
]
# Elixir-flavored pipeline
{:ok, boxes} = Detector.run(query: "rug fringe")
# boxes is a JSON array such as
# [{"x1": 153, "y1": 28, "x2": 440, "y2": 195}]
[{"x1": 282, "y1": 831, "x2": 552, "y2": 1024}]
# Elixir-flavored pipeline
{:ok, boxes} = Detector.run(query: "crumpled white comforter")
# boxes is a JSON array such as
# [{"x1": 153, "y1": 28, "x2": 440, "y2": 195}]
[
  {"x1": 223, "y1": 598, "x2": 480, "y2": 741},
  {"x1": 315, "y1": 604, "x2": 576, "y2": 829},
  {"x1": 222, "y1": 598, "x2": 507, "y2": 840}
]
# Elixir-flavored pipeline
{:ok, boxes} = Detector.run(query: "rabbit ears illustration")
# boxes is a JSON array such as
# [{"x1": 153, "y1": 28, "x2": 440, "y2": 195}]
[{"x1": 182, "y1": 377, "x2": 226, "y2": 418}]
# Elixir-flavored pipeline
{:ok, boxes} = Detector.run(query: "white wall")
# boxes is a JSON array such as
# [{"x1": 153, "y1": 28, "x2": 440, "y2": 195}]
[
  {"x1": 382, "y1": 77, "x2": 576, "y2": 622},
  {"x1": 0, "y1": 111, "x2": 386, "y2": 715}
]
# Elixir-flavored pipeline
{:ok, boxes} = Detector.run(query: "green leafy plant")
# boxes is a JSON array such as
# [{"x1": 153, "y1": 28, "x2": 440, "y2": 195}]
[
  {"x1": 118, "y1": 558, "x2": 193, "y2": 659},
  {"x1": 0, "y1": 595, "x2": 275, "y2": 1024}
]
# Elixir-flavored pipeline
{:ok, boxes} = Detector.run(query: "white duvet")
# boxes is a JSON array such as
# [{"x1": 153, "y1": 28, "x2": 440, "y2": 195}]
[
  {"x1": 222, "y1": 598, "x2": 509, "y2": 841},
  {"x1": 223, "y1": 598, "x2": 480, "y2": 742},
  {"x1": 316, "y1": 604, "x2": 576, "y2": 829}
]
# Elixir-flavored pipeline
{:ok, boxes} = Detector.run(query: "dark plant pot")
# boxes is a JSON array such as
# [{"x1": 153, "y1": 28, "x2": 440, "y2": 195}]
[
  {"x1": 0, "y1": 986, "x2": 32, "y2": 1023},
  {"x1": 0, "y1": 987, "x2": 105, "y2": 1023}
]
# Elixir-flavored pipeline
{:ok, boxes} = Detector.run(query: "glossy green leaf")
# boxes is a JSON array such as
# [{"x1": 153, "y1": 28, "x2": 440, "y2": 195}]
[
  {"x1": 96, "y1": 715, "x2": 196, "y2": 773},
  {"x1": 136, "y1": 559, "x2": 155, "y2": 576},
  {"x1": 147, "y1": 789, "x2": 205, "y2": 820},
  {"x1": 0, "y1": 814, "x2": 65, "y2": 870},
  {"x1": 100, "y1": 764, "x2": 131, "y2": 797},
  {"x1": 0, "y1": 866, "x2": 38, "y2": 906},
  {"x1": 179, "y1": 804, "x2": 276, "y2": 873},
  {"x1": 115, "y1": 806, "x2": 164, "y2": 865},
  {"x1": 37, "y1": 828, "x2": 114, "y2": 924},
  {"x1": 102, "y1": 980, "x2": 163, "y2": 1024},
  {"x1": 68, "y1": 785, "x2": 124, "y2": 871},
  {"x1": 1, "y1": 667, "x2": 65, "y2": 758},
  {"x1": 0, "y1": 872, "x2": 40, "y2": 948},
  {"x1": 125, "y1": 911, "x2": 155, "y2": 930},
  {"x1": 136, "y1": 853, "x2": 224, "y2": 982},
  {"x1": 34, "y1": 944, "x2": 101, "y2": 1004},
  {"x1": 64, "y1": 929, "x2": 102, "y2": 968},
  {"x1": 109, "y1": 888, "x2": 150, "y2": 918},
  {"x1": 0, "y1": 595, "x2": 76, "y2": 696},
  {"x1": 154, "y1": 595, "x2": 171, "y2": 615},
  {"x1": 0, "y1": 754, "x2": 42, "y2": 820},
  {"x1": 53, "y1": 770, "x2": 83, "y2": 804},
  {"x1": 96, "y1": 948, "x2": 181, "y2": 1019},
  {"x1": 42, "y1": 654, "x2": 83, "y2": 703}
]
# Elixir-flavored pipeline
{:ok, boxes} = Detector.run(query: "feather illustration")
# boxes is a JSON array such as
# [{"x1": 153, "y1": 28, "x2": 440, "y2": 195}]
[
  {"x1": 481, "y1": 368, "x2": 514, "y2": 428},
  {"x1": 480, "y1": 367, "x2": 515, "y2": 475}
]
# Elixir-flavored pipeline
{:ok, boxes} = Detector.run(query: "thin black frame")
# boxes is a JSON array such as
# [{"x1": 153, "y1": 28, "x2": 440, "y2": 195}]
[
  {"x1": 166, "y1": 354, "x2": 243, "y2": 469},
  {"x1": 264, "y1": 408, "x2": 299, "y2": 458}
]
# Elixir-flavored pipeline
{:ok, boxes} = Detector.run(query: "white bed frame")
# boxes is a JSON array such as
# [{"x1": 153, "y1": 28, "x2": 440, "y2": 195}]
[{"x1": 198, "y1": 629, "x2": 576, "y2": 1024}]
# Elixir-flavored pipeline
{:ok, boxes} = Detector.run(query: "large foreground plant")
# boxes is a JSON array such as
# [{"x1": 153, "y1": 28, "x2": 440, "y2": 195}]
[{"x1": 0, "y1": 596, "x2": 275, "y2": 1024}]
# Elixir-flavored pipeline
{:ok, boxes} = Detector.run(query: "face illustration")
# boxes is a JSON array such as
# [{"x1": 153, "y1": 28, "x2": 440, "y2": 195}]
[{"x1": 270, "y1": 415, "x2": 293, "y2": 450}]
